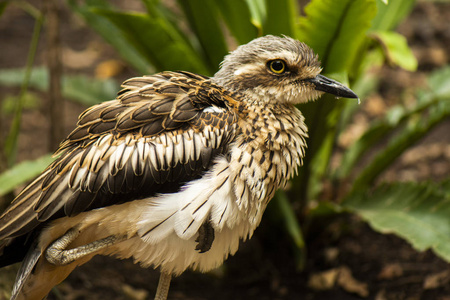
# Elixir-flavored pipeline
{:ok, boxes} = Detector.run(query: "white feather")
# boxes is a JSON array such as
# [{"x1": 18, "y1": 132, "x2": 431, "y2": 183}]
[
  {"x1": 119, "y1": 144, "x2": 134, "y2": 170},
  {"x1": 147, "y1": 144, "x2": 159, "y2": 171},
  {"x1": 111, "y1": 142, "x2": 126, "y2": 173},
  {"x1": 203, "y1": 106, "x2": 225, "y2": 113}
]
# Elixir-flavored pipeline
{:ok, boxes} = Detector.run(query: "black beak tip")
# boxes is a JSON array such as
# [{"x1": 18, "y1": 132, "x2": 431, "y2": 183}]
[
  {"x1": 307, "y1": 74, "x2": 359, "y2": 100},
  {"x1": 336, "y1": 87, "x2": 359, "y2": 99}
]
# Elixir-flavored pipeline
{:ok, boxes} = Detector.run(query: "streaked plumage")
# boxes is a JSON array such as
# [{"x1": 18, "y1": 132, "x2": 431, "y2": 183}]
[{"x1": 0, "y1": 35, "x2": 357, "y2": 300}]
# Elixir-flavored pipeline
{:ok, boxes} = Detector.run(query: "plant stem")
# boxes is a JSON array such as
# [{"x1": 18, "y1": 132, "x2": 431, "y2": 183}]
[{"x1": 4, "y1": 4, "x2": 44, "y2": 166}]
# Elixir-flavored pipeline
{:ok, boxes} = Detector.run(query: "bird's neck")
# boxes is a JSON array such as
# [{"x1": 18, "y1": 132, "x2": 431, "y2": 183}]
[
  {"x1": 228, "y1": 101, "x2": 308, "y2": 218},
  {"x1": 237, "y1": 101, "x2": 307, "y2": 149},
  {"x1": 236, "y1": 101, "x2": 308, "y2": 194}
]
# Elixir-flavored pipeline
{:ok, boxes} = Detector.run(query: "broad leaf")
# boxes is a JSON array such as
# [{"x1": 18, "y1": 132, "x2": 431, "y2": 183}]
[
  {"x1": 0, "y1": 67, "x2": 47, "y2": 90},
  {"x1": 293, "y1": 0, "x2": 377, "y2": 202},
  {"x1": 371, "y1": 0, "x2": 416, "y2": 31},
  {"x1": 68, "y1": 0, "x2": 152, "y2": 74},
  {"x1": 342, "y1": 181, "x2": 450, "y2": 262},
  {"x1": 212, "y1": 0, "x2": 257, "y2": 44},
  {"x1": 428, "y1": 66, "x2": 450, "y2": 99},
  {"x1": 92, "y1": 9, "x2": 209, "y2": 74},
  {"x1": 370, "y1": 31, "x2": 417, "y2": 71},
  {"x1": 298, "y1": 0, "x2": 377, "y2": 74},
  {"x1": 62, "y1": 74, "x2": 119, "y2": 105},
  {"x1": 263, "y1": 0, "x2": 298, "y2": 37},
  {"x1": 0, "y1": 154, "x2": 54, "y2": 196},
  {"x1": 177, "y1": 0, "x2": 228, "y2": 72}
]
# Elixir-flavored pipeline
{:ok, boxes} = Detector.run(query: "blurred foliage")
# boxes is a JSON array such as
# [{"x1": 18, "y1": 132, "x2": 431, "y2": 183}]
[
  {"x1": 1, "y1": 0, "x2": 450, "y2": 270},
  {"x1": 0, "y1": 1, "x2": 43, "y2": 171},
  {"x1": 0, "y1": 154, "x2": 54, "y2": 197},
  {"x1": 0, "y1": 67, "x2": 118, "y2": 106}
]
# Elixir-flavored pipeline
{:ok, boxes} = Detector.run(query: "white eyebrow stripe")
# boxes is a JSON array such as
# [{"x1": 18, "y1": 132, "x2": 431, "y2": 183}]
[{"x1": 233, "y1": 64, "x2": 261, "y2": 76}]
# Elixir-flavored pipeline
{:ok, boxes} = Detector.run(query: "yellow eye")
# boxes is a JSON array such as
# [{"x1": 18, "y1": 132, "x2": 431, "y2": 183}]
[{"x1": 268, "y1": 59, "x2": 286, "y2": 74}]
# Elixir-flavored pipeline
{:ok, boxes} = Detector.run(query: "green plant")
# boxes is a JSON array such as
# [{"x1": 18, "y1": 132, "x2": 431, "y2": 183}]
[
  {"x1": 0, "y1": 1, "x2": 46, "y2": 210},
  {"x1": 0, "y1": 1, "x2": 119, "y2": 200}
]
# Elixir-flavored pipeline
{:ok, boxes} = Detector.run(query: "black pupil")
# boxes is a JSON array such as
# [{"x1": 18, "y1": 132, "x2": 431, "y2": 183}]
[{"x1": 271, "y1": 60, "x2": 284, "y2": 71}]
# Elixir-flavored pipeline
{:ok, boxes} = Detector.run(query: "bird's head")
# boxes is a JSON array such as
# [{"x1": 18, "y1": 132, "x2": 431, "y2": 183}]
[{"x1": 213, "y1": 35, "x2": 358, "y2": 105}]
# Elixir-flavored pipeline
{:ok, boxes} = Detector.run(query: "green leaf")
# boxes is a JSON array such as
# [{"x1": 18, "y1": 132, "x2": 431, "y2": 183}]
[
  {"x1": 298, "y1": 0, "x2": 377, "y2": 74},
  {"x1": 0, "y1": 154, "x2": 54, "y2": 196},
  {"x1": 212, "y1": 0, "x2": 257, "y2": 44},
  {"x1": 342, "y1": 181, "x2": 450, "y2": 262},
  {"x1": 4, "y1": 12, "x2": 43, "y2": 166},
  {"x1": 428, "y1": 66, "x2": 450, "y2": 98},
  {"x1": 0, "y1": 67, "x2": 119, "y2": 106},
  {"x1": 308, "y1": 201, "x2": 342, "y2": 218},
  {"x1": 263, "y1": 0, "x2": 298, "y2": 37},
  {"x1": 293, "y1": 0, "x2": 377, "y2": 202},
  {"x1": 177, "y1": 0, "x2": 229, "y2": 72},
  {"x1": 0, "y1": 67, "x2": 47, "y2": 90},
  {"x1": 274, "y1": 191, "x2": 305, "y2": 250},
  {"x1": 336, "y1": 121, "x2": 391, "y2": 179},
  {"x1": 1, "y1": 91, "x2": 40, "y2": 114},
  {"x1": 62, "y1": 74, "x2": 119, "y2": 105},
  {"x1": 245, "y1": 0, "x2": 266, "y2": 34},
  {"x1": 68, "y1": 0, "x2": 152, "y2": 74},
  {"x1": 93, "y1": 9, "x2": 209, "y2": 74},
  {"x1": 273, "y1": 190, "x2": 306, "y2": 268},
  {"x1": 371, "y1": 0, "x2": 416, "y2": 31},
  {"x1": 371, "y1": 31, "x2": 417, "y2": 71}
]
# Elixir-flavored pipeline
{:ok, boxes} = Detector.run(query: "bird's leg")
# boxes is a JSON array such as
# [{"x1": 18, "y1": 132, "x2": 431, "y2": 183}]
[
  {"x1": 45, "y1": 228, "x2": 126, "y2": 265},
  {"x1": 154, "y1": 272, "x2": 171, "y2": 300}
]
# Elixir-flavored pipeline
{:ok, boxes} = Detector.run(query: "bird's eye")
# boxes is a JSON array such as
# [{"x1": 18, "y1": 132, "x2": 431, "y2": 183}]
[{"x1": 268, "y1": 60, "x2": 287, "y2": 74}]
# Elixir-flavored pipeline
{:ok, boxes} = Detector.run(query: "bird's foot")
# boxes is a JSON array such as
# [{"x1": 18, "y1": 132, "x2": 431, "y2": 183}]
[{"x1": 45, "y1": 228, "x2": 126, "y2": 265}]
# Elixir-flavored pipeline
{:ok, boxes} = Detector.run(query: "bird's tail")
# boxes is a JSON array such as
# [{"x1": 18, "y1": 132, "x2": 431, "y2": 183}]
[
  {"x1": 11, "y1": 240, "x2": 41, "y2": 300},
  {"x1": 0, "y1": 169, "x2": 50, "y2": 241}
]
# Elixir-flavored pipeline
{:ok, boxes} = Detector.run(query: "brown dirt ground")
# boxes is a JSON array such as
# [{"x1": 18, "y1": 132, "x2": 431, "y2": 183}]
[{"x1": 0, "y1": 1, "x2": 450, "y2": 300}]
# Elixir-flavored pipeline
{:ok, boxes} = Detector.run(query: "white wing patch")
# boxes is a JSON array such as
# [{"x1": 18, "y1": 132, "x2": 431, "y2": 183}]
[{"x1": 202, "y1": 106, "x2": 226, "y2": 114}]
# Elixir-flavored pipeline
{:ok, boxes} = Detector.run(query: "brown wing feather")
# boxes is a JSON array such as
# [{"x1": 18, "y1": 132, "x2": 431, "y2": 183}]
[{"x1": 0, "y1": 71, "x2": 239, "y2": 241}]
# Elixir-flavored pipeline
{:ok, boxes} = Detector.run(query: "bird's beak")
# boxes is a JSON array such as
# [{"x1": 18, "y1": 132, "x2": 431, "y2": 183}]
[{"x1": 305, "y1": 74, "x2": 358, "y2": 99}]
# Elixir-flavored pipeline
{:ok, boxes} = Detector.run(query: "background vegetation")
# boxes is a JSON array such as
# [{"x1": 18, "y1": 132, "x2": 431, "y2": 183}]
[{"x1": 0, "y1": 0, "x2": 449, "y2": 299}]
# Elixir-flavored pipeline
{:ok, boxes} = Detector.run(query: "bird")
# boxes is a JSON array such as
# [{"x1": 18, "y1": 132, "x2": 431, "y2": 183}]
[{"x1": 0, "y1": 35, "x2": 358, "y2": 300}]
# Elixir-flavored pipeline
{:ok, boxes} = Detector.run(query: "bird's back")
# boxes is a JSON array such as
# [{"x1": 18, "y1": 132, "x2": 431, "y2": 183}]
[{"x1": 0, "y1": 71, "x2": 239, "y2": 264}]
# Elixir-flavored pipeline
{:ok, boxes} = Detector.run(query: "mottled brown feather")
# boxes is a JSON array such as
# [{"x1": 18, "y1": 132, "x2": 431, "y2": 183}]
[{"x1": 0, "y1": 71, "x2": 240, "y2": 240}]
